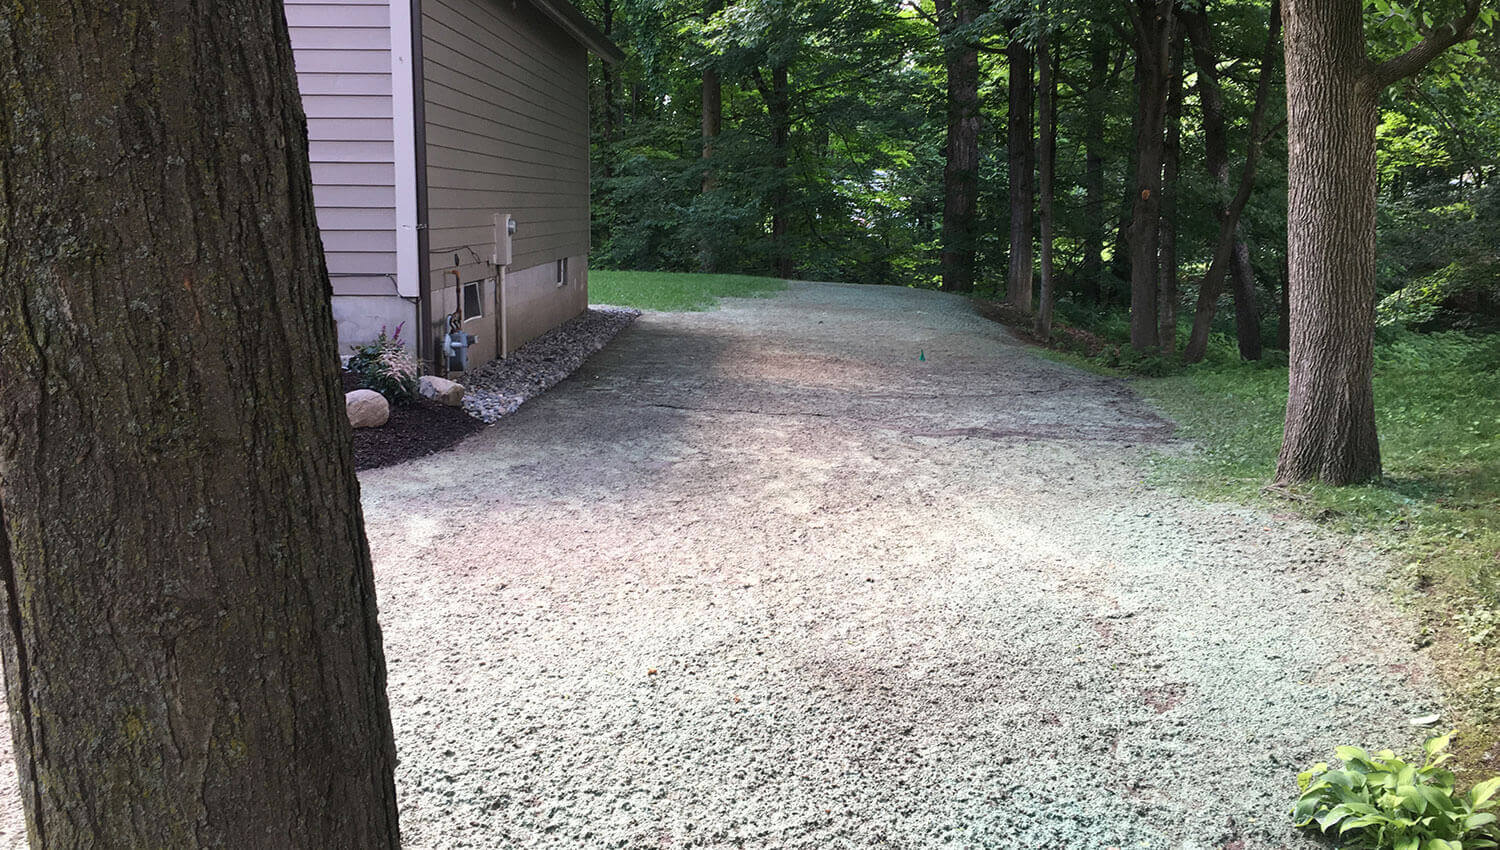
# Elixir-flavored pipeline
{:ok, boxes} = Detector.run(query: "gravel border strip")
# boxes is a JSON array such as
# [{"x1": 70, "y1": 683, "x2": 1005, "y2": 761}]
[{"x1": 460, "y1": 306, "x2": 640, "y2": 424}]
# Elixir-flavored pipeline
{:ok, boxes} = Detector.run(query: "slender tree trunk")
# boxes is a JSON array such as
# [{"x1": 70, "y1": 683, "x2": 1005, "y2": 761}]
[
  {"x1": 701, "y1": 0, "x2": 723, "y2": 198},
  {"x1": 0, "y1": 1, "x2": 401, "y2": 846},
  {"x1": 1158, "y1": 28, "x2": 1184, "y2": 352},
  {"x1": 1278, "y1": 249, "x2": 1292, "y2": 350},
  {"x1": 1230, "y1": 238, "x2": 1263, "y2": 359},
  {"x1": 758, "y1": 64, "x2": 795, "y2": 279},
  {"x1": 1182, "y1": 4, "x2": 1273, "y2": 362},
  {"x1": 1035, "y1": 21, "x2": 1059, "y2": 338},
  {"x1": 698, "y1": 65, "x2": 722, "y2": 273},
  {"x1": 1126, "y1": 0, "x2": 1175, "y2": 351},
  {"x1": 698, "y1": 2, "x2": 723, "y2": 276},
  {"x1": 936, "y1": 0, "x2": 983, "y2": 294},
  {"x1": 702, "y1": 68, "x2": 721, "y2": 192},
  {"x1": 1080, "y1": 31, "x2": 1110, "y2": 305},
  {"x1": 598, "y1": 0, "x2": 620, "y2": 180},
  {"x1": 1006, "y1": 29, "x2": 1035, "y2": 310}
]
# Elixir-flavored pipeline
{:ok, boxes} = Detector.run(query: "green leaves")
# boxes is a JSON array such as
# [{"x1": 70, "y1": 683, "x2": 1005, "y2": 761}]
[{"x1": 1292, "y1": 732, "x2": 1500, "y2": 850}]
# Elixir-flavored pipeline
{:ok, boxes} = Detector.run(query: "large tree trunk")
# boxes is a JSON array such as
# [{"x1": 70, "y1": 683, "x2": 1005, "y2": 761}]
[
  {"x1": 1126, "y1": 0, "x2": 1176, "y2": 351},
  {"x1": 1006, "y1": 30, "x2": 1035, "y2": 310},
  {"x1": 1034, "y1": 21, "x2": 1058, "y2": 338},
  {"x1": 1181, "y1": 5, "x2": 1272, "y2": 362},
  {"x1": 1276, "y1": 0, "x2": 1381, "y2": 483},
  {"x1": 1079, "y1": 31, "x2": 1111, "y2": 305},
  {"x1": 0, "y1": 1, "x2": 402, "y2": 846},
  {"x1": 936, "y1": 0, "x2": 983, "y2": 294},
  {"x1": 1157, "y1": 29, "x2": 1184, "y2": 353},
  {"x1": 1276, "y1": 0, "x2": 1478, "y2": 484}
]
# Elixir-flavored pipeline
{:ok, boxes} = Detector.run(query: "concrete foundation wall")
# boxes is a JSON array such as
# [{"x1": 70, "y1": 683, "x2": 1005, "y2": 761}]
[
  {"x1": 502, "y1": 256, "x2": 587, "y2": 355},
  {"x1": 332, "y1": 295, "x2": 419, "y2": 355}
]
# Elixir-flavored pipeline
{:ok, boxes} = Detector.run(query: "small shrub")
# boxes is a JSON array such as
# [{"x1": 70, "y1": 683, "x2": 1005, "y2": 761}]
[
  {"x1": 1293, "y1": 731, "x2": 1500, "y2": 849},
  {"x1": 347, "y1": 323, "x2": 419, "y2": 406}
]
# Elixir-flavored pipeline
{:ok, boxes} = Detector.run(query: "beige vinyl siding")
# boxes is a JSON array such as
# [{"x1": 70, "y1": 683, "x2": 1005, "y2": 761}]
[
  {"x1": 286, "y1": 0, "x2": 400, "y2": 296},
  {"x1": 421, "y1": 0, "x2": 591, "y2": 274}
]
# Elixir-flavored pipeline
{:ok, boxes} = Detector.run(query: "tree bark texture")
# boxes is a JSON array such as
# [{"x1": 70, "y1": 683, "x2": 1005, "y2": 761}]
[
  {"x1": 936, "y1": 0, "x2": 983, "y2": 294},
  {"x1": 1006, "y1": 30, "x2": 1035, "y2": 310},
  {"x1": 1181, "y1": 4, "x2": 1271, "y2": 363},
  {"x1": 1157, "y1": 30, "x2": 1183, "y2": 353},
  {"x1": 0, "y1": 2, "x2": 402, "y2": 846},
  {"x1": 1126, "y1": 0, "x2": 1175, "y2": 351},
  {"x1": 1276, "y1": 0, "x2": 1477, "y2": 483},
  {"x1": 1275, "y1": 0, "x2": 1382, "y2": 483}
]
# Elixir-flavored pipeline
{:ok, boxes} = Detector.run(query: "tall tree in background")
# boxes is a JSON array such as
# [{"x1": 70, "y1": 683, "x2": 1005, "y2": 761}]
[
  {"x1": 1034, "y1": 10, "x2": 1059, "y2": 337},
  {"x1": 1157, "y1": 28, "x2": 1184, "y2": 352},
  {"x1": 1124, "y1": 0, "x2": 1176, "y2": 351},
  {"x1": 1180, "y1": 2, "x2": 1280, "y2": 363},
  {"x1": 1078, "y1": 28, "x2": 1115, "y2": 305},
  {"x1": 1275, "y1": 0, "x2": 1481, "y2": 484},
  {"x1": 1006, "y1": 24, "x2": 1036, "y2": 310},
  {"x1": 0, "y1": 1, "x2": 402, "y2": 845},
  {"x1": 702, "y1": 0, "x2": 724, "y2": 195},
  {"x1": 935, "y1": 0, "x2": 987, "y2": 292}
]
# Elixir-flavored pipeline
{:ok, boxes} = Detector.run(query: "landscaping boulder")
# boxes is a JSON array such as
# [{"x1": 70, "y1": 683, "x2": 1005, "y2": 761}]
[
  {"x1": 419, "y1": 375, "x2": 466, "y2": 407},
  {"x1": 345, "y1": 389, "x2": 390, "y2": 428}
]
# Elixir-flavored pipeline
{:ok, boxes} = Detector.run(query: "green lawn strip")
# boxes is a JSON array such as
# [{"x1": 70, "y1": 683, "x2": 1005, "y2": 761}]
[{"x1": 589, "y1": 270, "x2": 788, "y2": 312}]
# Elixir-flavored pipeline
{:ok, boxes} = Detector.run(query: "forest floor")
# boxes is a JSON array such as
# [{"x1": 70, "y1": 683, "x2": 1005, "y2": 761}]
[{"x1": 0, "y1": 283, "x2": 1450, "y2": 848}]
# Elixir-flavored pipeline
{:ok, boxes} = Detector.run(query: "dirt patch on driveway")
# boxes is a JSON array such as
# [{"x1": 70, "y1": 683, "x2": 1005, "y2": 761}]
[{"x1": 0, "y1": 283, "x2": 1443, "y2": 849}]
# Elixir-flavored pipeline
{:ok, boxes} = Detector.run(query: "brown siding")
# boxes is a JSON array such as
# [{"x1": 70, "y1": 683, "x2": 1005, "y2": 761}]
[{"x1": 420, "y1": 0, "x2": 591, "y2": 275}]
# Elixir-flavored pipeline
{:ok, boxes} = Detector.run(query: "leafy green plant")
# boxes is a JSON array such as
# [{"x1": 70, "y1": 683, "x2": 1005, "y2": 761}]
[
  {"x1": 347, "y1": 323, "x2": 419, "y2": 406},
  {"x1": 1293, "y1": 731, "x2": 1500, "y2": 849}
]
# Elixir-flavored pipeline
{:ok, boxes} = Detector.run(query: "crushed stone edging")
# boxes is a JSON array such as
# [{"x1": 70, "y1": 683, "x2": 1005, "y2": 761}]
[{"x1": 460, "y1": 306, "x2": 640, "y2": 424}]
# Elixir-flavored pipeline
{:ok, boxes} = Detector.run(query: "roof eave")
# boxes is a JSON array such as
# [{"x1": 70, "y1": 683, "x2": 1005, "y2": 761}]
[{"x1": 526, "y1": 0, "x2": 626, "y2": 65}]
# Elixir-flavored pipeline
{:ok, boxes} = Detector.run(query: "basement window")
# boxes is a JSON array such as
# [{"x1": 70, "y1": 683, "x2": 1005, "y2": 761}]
[
  {"x1": 462, "y1": 280, "x2": 484, "y2": 320},
  {"x1": 555, "y1": 257, "x2": 568, "y2": 287}
]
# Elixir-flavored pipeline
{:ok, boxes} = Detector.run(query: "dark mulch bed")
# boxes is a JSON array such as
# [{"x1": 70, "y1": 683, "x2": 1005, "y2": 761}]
[{"x1": 342, "y1": 372, "x2": 486, "y2": 471}]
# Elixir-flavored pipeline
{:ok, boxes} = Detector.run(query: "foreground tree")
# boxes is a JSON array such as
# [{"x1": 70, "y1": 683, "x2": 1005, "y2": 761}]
[
  {"x1": 0, "y1": 1, "x2": 402, "y2": 845},
  {"x1": 1275, "y1": 0, "x2": 1481, "y2": 484}
]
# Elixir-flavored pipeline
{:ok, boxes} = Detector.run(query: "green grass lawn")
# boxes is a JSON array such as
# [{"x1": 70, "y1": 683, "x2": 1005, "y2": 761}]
[{"x1": 589, "y1": 270, "x2": 788, "y2": 312}]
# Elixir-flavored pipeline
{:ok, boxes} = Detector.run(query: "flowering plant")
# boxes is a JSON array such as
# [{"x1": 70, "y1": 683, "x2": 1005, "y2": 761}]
[{"x1": 347, "y1": 323, "x2": 420, "y2": 405}]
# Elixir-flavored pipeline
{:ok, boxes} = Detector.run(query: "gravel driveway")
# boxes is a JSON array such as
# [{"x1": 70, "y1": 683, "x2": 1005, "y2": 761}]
[{"x1": 0, "y1": 282, "x2": 1442, "y2": 848}]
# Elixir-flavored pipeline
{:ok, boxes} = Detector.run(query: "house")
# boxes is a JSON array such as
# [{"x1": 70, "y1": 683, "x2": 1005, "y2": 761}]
[{"x1": 285, "y1": 0, "x2": 622, "y2": 370}]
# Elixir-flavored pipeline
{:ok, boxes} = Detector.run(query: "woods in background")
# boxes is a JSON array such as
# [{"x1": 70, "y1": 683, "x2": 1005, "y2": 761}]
[{"x1": 581, "y1": 0, "x2": 1496, "y2": 485}]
